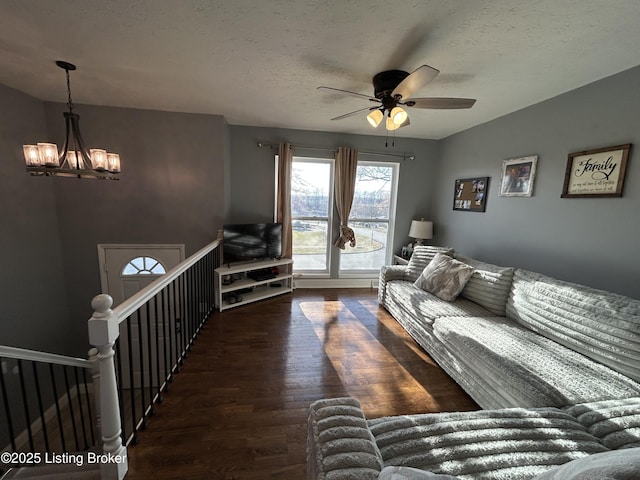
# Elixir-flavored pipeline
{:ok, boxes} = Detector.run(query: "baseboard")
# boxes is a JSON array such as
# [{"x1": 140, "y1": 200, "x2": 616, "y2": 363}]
[{"x1": 294, "y1": 278, "x2": 379, "y2": 289}]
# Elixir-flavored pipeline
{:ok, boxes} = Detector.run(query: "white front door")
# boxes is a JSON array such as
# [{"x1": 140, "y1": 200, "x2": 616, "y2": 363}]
[
  {"x1": 97, "y1": 244, "x2": 185, "y2": 389},
  {"x1": 98, "y1": 244, "x2": 185, "y2": 306}
]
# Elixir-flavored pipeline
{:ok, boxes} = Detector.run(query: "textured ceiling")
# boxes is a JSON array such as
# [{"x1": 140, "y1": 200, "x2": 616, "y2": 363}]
[{"x1": 1, "y1": 0, "x2": 640, "y2": 139}]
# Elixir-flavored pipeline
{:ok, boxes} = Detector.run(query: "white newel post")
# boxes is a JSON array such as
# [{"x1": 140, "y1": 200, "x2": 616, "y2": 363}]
[
  {"x1": 88, "y1": 294, "x2": 128, "y2": 480},
  {"x1": 87, "y1": 347, "x2": 102, "y2": 444}
]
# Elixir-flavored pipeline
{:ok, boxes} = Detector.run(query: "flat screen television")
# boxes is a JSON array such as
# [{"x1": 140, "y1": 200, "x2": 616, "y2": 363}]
[{"x1": 222, "y1": 223, "x2": 282, "y2": 265}]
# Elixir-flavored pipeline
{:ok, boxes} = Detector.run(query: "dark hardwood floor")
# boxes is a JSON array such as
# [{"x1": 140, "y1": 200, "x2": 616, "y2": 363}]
[{"x1": 125, "y1": 289, "x2": 478, "y2": 479}]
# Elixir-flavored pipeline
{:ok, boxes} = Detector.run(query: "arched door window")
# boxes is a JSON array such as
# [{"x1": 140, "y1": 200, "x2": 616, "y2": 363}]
[{"x1": 122, "y1": 256, "x2": 167, "y2": 276}]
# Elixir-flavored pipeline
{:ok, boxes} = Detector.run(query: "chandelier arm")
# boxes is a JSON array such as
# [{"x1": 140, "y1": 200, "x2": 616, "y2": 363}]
[{"x1": 68, "y1": 113, "x2": 94, "y2": 169}]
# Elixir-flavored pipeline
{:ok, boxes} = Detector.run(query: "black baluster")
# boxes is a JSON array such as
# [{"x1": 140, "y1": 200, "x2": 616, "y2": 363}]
[
  {"x1": 126, "y1": 315, "x2": 139, "y2": 443},
  {"x1": 0, "y1": 357, "x2": 17, "y2": 451},
  {"x1": 73, "y1": 367, "x2": 89, "y2": 450},
  {"x1": 80, "y1": 368, "x2": 95, "y2": 447},
  {"x1": 137, "y1": 308, "x2": 147, "y2": 430},
  {"x1": 49, "y1": 364, "x2": 66, "y2": 452},
  {"x1": 161, "y1": 287, "x2": 170, "y2": 390},
  {"x1": 169, "y1": 280, "x2": 177, "y2": 379},
  {"x1": 154, "y1": 293, "x2": 162, "y2": 403},
  {"x1": 17, "y1": 359, "x2": 35, "y2": 452},
  {"x1": 32, "y1": 362, "x2": 50, "y2": 452},
  {"x1": 63, "y1": 365, "x2": 80, "y2": 451},
  {"x1": 145, "y1": 301, "x2": 154, "y2": 416}
]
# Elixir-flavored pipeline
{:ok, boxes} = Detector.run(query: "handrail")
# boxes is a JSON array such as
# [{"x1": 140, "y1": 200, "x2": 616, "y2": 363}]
[
  {"x1": 112, "y1": 238, "x2": 221, "y2": 323},
  {"x1": 0, "y1": 345, "x2": 92, "y2": 369}
]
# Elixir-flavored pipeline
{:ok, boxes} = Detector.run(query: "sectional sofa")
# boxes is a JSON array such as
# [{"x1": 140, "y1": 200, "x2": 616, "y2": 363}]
[{"x1": 307, "y1": 246, "x2": 640, "y2": 479}]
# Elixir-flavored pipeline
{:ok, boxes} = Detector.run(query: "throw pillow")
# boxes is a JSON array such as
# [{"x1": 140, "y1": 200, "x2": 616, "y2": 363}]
[
  {"x1": 414, "y1": 253, "x2": 475, "y2": 301},
  {"x1": 533, "y1": 448, "x2": 640, "y2": 479},
  {"x1": 379, "y1": 466, "x2": 462, "y2": 480},
  {"x1": 404, "y1": 246, "x2": 454, "y2": 283}
]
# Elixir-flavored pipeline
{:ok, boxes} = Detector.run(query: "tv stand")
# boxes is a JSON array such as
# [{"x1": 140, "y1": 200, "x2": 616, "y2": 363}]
[{"x1": 214, "y1": 258, "x2": 293, "y2": 311}]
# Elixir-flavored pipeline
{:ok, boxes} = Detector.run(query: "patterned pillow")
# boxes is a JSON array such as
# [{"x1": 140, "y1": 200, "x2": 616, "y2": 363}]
[
  {"x1": 414, "y1": 253, "x2": 475, "y2": 301},
  {"x1": 404, "y1": 246, "x2": 454, "y2": 283}
]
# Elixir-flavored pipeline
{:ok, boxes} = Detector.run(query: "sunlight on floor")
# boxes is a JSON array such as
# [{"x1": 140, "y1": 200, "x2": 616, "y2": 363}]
[{"x1": 298, "y1": 300, "x2": 435, "y2": 415}]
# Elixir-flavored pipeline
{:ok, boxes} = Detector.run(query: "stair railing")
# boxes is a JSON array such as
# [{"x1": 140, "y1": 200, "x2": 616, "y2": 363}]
[
  {"x1": 88, "y1": 238, "x2": 221, "y2": 478},
  {"x1": 0, "y1": 345, "x2": 98, "y2": 476}
]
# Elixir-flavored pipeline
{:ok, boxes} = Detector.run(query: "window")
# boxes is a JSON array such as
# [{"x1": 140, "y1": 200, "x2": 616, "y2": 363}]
[
  {"x1": 339, "y1": 161, "x2": 398, "y2": 274},
  {"x1": 122, "y1": 256, "x2": 167, "y2": 275},
  {"x1": 290, "y1": 157, "x2": 334, "y2": 274}
]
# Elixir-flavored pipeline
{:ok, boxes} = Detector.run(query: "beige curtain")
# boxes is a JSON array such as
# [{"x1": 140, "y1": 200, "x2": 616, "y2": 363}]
[
  {"x1": 276, "y1": 142, "x2": 293, "y2": 258},
  {"x1": 334, "y1": 146, "x2": 359, "y2": 249}
]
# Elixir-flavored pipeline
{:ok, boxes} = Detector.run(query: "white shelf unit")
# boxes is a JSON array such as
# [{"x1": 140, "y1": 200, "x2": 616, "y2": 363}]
[{"x1": 214, "y1": 258, "x2": 294, "y2": 311}]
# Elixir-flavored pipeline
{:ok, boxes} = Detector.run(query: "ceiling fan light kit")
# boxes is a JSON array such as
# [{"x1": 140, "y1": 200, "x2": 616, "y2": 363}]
[
  {"x1": 319, "y1": 64, "x2": 476, "y2": 133},
  {"x1": 367, "y1": 109, "x2": 384, "y2": 127},
  {"x1": 22, "y1": 60, "x2": 121, "y2": 180}
]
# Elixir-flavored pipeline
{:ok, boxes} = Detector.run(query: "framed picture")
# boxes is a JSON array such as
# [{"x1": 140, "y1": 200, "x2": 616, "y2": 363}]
[
  {"x1": 453, "y1": 177, "x2": 489, "y2": 212},
  {"x1": 561, "y1": 144, "x2": 631, "y2": 198},
  {"x1": 500, "y1": 155, "x2": 537, "y2": 197}
]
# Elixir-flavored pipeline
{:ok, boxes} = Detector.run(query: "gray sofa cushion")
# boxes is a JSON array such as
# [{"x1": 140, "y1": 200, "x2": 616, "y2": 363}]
[
  {"x1": 455, "y1": 254, "x2": 514, "y2": 316},
  {"x1": 404, "y1": 246, "x2": 454, "y2": 283},
  {"x1": 564, "y1": 397, "x2": 640, "y2": 450},
  {"x1": 533, "y1": 448, "x2": 640, "y2": 480},
  {"x1": 385, "y1": 282, "x2": 492, "y2": 328},
  {"x1": 432, "y1": 316, "x2": 640, "y2": 408},
  {"x1": 308, "y1": 397, "x2": 384, "y2": 480},
  {"x1": 379, "y1": 466, "x2": 462, "y2": 479},
  {"x1": 368, "y1": 407, "x2": 607, "y2": 480},
  {"x1": 506, "y1": 269, "x2": 640, "y2": 383}
]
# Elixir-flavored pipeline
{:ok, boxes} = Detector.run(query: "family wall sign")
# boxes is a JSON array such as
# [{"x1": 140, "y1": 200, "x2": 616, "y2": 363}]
[{"x1": 561, "y1": 144, "x2": 631, "y2": 198}]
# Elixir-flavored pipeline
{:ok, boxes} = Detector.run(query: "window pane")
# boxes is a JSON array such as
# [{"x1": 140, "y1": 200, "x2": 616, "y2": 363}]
[
  {"x1": 292, "y1": 220, "x2": 329, "y2": 270},
  {"x1": 350, "y1": 165, "x2": 393, "y2": 219},
  {"x1": 340, "y1": 222, "x2": 388, "y2": 271},
  {"x1": 292, "y1": 162, "x2": 331, "y2": 217}
]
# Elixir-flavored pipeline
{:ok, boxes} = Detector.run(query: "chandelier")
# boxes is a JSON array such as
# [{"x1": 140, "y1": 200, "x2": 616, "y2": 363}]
[{"x1": 22, "y1": 61, "x2": 120, "y2": 180}]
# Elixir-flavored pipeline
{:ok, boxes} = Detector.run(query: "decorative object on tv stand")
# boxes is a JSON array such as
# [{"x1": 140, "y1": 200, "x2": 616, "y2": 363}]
[
  {"x1": 500, "y1": 155, "x2": 538, "y2": 197},
  {"x1": 408, "y1": 218, "x2": 433, "y2": 245},
  {"x1": 22, "y1": 60, "x2": 121, "y2": 180},
  {"x1": 561, "y1": 144, "x2": 631, "y2": 198},
  {"x1": 453, "y1": 177, "x2": 489, "y2": 212}
]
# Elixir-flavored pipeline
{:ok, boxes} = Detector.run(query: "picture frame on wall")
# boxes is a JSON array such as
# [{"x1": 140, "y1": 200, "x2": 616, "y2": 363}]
[
  {"x1": 561, "y1": 144, "x2": 632, "y2": 198},
  {"x1": 500, "y1": 155, "x2": 538, "y2": 197},
  {"x1": 453, "y1": 177, "x2": 489, "y2": 212}
]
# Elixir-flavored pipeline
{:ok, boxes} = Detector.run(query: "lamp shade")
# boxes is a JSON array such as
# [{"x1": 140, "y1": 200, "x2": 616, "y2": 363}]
[
  {"x1": 390, "y1": 106, "x2": 408, "y2": 125},
  {"x1": 409, "y1": 219, "x2": 433, "y2": 243},
  {"x1": 367, "y1": 109, "x2": 383, "y2": 127}
]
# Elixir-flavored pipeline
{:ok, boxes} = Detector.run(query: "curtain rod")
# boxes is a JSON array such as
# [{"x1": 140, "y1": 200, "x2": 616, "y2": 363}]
[{"x1": 256, "y1": 141, "x2": 415, "y2": 161}]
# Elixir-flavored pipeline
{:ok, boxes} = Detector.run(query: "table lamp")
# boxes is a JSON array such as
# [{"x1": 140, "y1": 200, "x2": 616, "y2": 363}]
[{"x1": 409, "y1": 219, "x2": 433, "y2": 245}]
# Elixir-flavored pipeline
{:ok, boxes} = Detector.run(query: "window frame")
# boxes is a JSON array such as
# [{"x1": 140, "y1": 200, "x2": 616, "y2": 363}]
[
  {"x1": 288, "y1": 156, "x2": 335, "y2": 277},
  {"x1": 339, "y1": 160, "x2": 399, "y2": 277}
]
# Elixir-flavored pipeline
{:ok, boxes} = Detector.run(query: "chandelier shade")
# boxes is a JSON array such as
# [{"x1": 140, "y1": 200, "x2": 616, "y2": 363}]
[{"x1": 22, "y1": 61, "x2": 120, "y2": 180}]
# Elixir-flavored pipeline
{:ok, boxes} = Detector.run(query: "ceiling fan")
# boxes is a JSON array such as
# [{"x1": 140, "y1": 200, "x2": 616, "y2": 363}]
[{"x1": 317, "y1": 65, "x2": 476, "y2": 131}]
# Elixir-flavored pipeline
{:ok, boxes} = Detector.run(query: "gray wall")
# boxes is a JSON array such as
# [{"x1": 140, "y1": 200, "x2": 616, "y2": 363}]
[
  {"x1": 41, "y1": 103, "x2": 227, "y2": 353},
  {"x1": 228, "y1": 125, "x2": 441, "y2": 275},
  {"x1": 0, "y1": 84, "x2": 73, "y2": 354},
  {"x1": 435, "y1": 65, "x2": 640, "y2": 299}
]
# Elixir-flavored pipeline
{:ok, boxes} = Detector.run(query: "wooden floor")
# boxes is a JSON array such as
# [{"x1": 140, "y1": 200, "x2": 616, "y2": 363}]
[{"x1": 125, "y1": 289, "x2": 478, "y2": 479}]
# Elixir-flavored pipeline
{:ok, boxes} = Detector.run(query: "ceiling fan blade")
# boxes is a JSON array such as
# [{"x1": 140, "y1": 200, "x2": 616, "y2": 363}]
[
  {"x1": 331, "y1": 106, "x2": 378, "y2": 121},
  {"x1": 405, "y1": 97, "x2": 477, "y2": 109},
  {"x1": 391, "y1": 65, "x2": 440, "y2": 100},
  {"x1": 317, "y1": 86, "x2": 378, "y2": 101}
]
